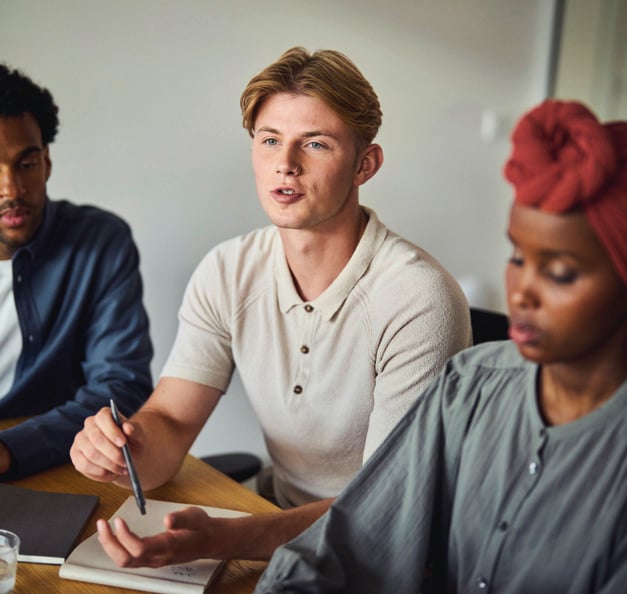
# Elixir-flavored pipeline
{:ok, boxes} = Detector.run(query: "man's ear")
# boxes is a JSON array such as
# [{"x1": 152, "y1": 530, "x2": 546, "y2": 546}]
[
  {"x1": 43, "y1": 146, "x2": 52, "y2": 181},
  {"x1": 354, "y1": 144, "x2": 383, "y2": 186}
]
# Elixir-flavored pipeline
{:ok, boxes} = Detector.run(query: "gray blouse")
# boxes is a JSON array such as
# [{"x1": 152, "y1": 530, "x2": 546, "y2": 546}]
[{"x1": 256, "y1": 341, "x2": 627, "y2": 594}]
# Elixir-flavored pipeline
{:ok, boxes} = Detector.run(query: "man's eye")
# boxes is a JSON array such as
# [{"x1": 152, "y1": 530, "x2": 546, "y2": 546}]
[
  {"x1": 19, "y1": 160, "x2": 38, "y2": 169},
  {"x1": 307, "y1": 141, "x2": 323, "y2": 149},
  {"x1": 263, "y1": 138, "x2": 278, "y2": 146}
]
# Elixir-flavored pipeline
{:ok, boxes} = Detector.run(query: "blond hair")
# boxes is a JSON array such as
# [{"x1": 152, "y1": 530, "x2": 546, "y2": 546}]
[{"x1": 240, "y1": 47, "x2": 382, "y2": 147}]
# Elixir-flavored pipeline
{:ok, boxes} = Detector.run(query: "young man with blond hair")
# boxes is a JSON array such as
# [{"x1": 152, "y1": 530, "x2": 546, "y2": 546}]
[{"x1": 71, "y1": 46, "x2": 471, "y2": 565}]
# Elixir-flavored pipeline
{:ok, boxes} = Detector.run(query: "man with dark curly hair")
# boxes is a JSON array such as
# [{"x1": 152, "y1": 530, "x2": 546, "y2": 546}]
[{"x1": 0, "y1": 64, "x2": 153, "y2": 479}]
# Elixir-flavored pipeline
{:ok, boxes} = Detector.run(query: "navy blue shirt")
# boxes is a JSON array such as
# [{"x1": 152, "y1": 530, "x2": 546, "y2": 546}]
[{"x1": 0, "y1": 199, "x2": 153, "y2": 479}]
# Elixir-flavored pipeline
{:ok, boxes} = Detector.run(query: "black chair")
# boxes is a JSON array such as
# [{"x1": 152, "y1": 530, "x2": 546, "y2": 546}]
[
  {"x1": 201, "y1": 452, "x2": 262, "y2": 483},
  {"x1": 469, "y1": 307, "x2": 509, "y2": 344}
]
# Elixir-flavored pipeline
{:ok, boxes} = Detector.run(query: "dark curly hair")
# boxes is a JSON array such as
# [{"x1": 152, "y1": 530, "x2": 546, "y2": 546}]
[{"x1": 0, "y1": 63, "x2": 59, "y2": 145}]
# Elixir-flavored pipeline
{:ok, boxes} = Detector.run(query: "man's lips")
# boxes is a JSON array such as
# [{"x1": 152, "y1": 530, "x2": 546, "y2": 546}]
[
  {"x1": 0, "y1": 207, "x2": 31, "y2": 228},
  {"x1": 271, "y1": 188, "x2": 303, "y2": 203}
]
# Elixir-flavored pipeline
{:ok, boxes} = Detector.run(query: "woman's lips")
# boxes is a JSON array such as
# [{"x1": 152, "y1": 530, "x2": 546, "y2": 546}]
[{"x1": 509, "y1": 321, "x2": 543, "y2": 346}]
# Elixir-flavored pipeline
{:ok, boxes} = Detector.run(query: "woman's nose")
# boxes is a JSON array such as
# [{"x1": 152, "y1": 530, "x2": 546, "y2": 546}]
[{"x1": 506, "y1": 266, "x2": 540, "y2": 310}]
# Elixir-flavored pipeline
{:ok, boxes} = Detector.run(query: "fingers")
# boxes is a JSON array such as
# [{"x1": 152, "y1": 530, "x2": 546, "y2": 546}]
[
  {"x1": 70, "y1": 407, "x2": 132, "y2": 481},
  {"x1": 97, "y1": 518, "x2": 145, "y2": 568},
  {"x1": 97, "y1": 517, "x2": 180, "y2": 569},
  {"x1": 96, "y1": 508, "x2": 216, "y2": 569},
  {"x1": 164, "y1": 507, "x2": 209, "y2": 531}
]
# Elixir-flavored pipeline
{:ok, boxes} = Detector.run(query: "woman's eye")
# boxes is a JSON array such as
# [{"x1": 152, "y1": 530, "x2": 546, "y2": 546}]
[
  {"x1": 508, "y1": 257, "x2": 523, "y2": 266},
  {"x1": 507, "y1": 249, "x2": 523, "y2": 267},
  {"x1": 547, "y1": 268, "x2": 578, "y2": 284}
]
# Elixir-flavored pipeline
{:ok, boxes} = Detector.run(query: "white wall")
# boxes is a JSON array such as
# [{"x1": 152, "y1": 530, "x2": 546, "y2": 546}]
[
  {"x1": 554, "y1": 0, "x2": 627, "y2": 120},
  {"x1": 0, "y1": 0, "x2": 555, "y2": 461}
]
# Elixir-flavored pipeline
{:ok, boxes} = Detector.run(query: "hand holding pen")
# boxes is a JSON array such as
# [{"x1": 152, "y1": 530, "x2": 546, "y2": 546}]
[{"x1": 110, "y1": 399, "x2": 146, "y2": 515}]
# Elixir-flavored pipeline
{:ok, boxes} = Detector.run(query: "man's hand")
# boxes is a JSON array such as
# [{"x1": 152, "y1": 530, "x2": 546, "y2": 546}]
[
  {"x1": 71, "y1": 379, "x2": 224, "y2": 491},
  {"x1": 71, "y1": 406, "x2": 145, "y2": 483},
  {"x1": 97, "y1": 507, "x2": 230, "y2": 567},
  {"x1": 96, "y1": 497, "x2": 335, "y2": 564}
]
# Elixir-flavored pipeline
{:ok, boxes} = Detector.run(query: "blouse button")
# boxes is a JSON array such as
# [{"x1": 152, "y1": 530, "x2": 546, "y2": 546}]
[
  {"x1": 529, "y1": 461, "x2": 539, "y2": 475},
  {"x1": 16, "y1": 275, "x2": 22, "y2": 283},
  {"x1": 28, "y1": 335, "x2": 34, "y2": 343},
  {"x1": 300, "y1": 345, "x2": 309, "y2": 354},
  {"x1": 304, "y1": 304, "x2": 314, "y2": 312},
  {"x1": 477, "y1": 577, "x2": 488, "y2": 590},
  {"x1": 293, "y1": 385, "x2": 303, "y2": 394}
]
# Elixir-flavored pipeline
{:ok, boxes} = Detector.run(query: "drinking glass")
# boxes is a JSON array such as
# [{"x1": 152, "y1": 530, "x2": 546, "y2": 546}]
[{"x1": 0, "y1": 530, "x2": 19, "y2": 594}]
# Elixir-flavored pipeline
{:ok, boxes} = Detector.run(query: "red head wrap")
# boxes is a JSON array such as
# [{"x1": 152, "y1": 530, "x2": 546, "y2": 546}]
[{"x1": 504, "y1": 100, "x2": 627, "y2": 285}]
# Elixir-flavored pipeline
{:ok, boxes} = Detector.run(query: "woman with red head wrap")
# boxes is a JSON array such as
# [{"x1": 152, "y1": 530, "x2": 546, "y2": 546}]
[{"x1": 256, "y1": 100, "x2": 627, "y2": 594}]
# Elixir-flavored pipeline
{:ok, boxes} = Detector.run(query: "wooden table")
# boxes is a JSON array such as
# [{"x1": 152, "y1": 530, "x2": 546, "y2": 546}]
[{"x1": 2, "y1": 420, "x2": 277, "y2": 593}]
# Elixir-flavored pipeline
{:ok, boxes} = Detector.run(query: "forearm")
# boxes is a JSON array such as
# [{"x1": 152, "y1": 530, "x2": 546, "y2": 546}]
[
  {"x1": 212, "y1": 498, "x2": 334, "y2": 561},
  {"x1": 0, "y1": 405, "x2": 91, "y2": 479},
  {"x1": 2, "y1": 380, "x2": 151, "y2": 480}
]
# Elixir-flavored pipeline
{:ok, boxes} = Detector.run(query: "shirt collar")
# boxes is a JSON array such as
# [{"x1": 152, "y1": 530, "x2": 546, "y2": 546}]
[{"x1": 275, "y1": 207, "x2": 387, "y2": 321}]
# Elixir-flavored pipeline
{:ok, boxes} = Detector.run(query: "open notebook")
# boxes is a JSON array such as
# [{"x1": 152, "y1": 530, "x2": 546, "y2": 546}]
[{"x1": 59, "y1": 496, "x2": 249, "y2": 594}]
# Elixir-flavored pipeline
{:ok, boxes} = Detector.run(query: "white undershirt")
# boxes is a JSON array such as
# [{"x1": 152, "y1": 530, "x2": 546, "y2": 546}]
[{"x1": 0, "y1": 260, "x2": 21, "y2": 398}]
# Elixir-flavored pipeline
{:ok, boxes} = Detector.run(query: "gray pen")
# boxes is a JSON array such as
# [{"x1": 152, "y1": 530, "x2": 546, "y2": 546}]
[{"x1": 110, "y1": 399, "x2": 146, "y2": 515}]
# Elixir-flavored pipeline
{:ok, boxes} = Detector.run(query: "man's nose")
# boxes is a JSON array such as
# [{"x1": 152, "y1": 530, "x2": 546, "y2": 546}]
[
  {"x1": 0, "y1": 166, "x2": 22, "y2": 199},
  {"x1": 275, "y1": 147, "x2": 301, "y2": 176}
]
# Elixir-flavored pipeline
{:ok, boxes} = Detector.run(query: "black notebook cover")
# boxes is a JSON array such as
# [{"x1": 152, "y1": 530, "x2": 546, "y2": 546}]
[{"x1": 0, "y1": 483, "x2": 99, "y2": 564}]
